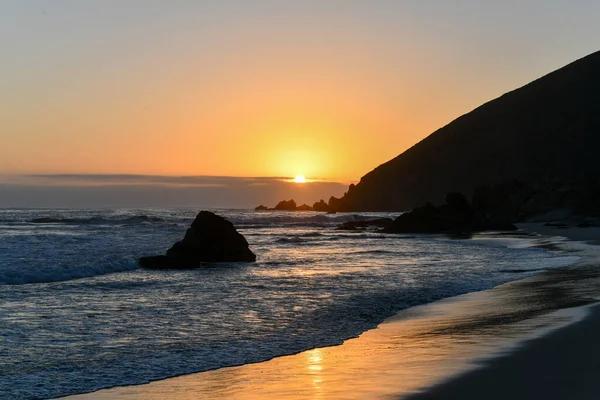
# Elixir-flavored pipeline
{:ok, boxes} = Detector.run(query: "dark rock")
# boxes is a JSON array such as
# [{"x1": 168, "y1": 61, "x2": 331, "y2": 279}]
[
  {"x1": 445, "y1": 192, "x2": 471, "y2": 212},
  {"x1": 576, "y1": 222, "x2": 593, "y2": 228},
  {"x1": 139, "y1": 211, "x2": 256, "y2": 269},
  {"x1": 336, "y1": 218, "x2": 393, "y2": 231},
  {"x1": 273, "y1": 199, "x2": 297, "y2": 211},
  {"x1": 575, "y1": 218, "x2": 599, "y2": 228},
  {"x1": 312, "y1": 199, "x2": 330, "y2": 212},
  {"x1": 470, "y1": 179, "x2": 600, "y2": 222},
  {"x1": 383, "y1": 193, "x2": 517, "y2": 234},
  {"x1": 483, "y1": 218, "x2": 521, "y2": 231},
  {"x1": 328, "y1": 196, "x2": 344, "y2": 211},
  {"x1": 255, "y1": 199, "x2": 322, "y2": 211}
]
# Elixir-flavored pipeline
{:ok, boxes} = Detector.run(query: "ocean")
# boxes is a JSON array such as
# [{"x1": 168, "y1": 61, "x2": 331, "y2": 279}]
[{"x1": 0, "y1": 209, "x2": 579, "y2": 399}]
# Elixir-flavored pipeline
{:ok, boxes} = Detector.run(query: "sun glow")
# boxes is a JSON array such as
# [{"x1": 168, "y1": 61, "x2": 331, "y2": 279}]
[{"x1": 293, "y1": 175, "x2": 307, "y2": 183}]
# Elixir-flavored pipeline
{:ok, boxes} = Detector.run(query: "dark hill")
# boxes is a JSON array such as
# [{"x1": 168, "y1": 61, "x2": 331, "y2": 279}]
[{"x1": 335, "y1": 50, "x2": 600, "y2": 212}]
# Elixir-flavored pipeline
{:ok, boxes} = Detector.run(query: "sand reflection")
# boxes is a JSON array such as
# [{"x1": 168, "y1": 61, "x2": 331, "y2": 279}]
[{"x1": 307, "y1": 349, "x2": 324, "y2": 398}]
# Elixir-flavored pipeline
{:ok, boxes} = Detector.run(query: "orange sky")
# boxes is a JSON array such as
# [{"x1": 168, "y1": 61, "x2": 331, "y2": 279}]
[{"x1": 2, "y1": 2, "x2": 599, "y2": 183}]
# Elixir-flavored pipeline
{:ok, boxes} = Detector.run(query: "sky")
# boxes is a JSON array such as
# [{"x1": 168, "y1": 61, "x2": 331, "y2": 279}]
[{"x1": 1, "y1": 1, "x2": 599, "y2": 207}]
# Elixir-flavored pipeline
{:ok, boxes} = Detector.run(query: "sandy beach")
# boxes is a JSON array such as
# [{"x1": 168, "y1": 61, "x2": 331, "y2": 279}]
[
  {"x1": 408, "y1": 223, "x2": 600, "y2": 400},
  {"x1": 63, "y1": 224, "x2": 600, "y2": 400}
]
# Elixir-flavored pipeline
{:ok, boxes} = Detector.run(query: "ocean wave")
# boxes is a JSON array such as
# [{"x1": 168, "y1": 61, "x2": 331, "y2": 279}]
[
  {"x1": 29, "y1": 215, "x2": 165, "y2": 225},
  {"x1": 0, "y1": 259, "x2": 139, "y2": 285},
  {"x1": 348, "y1": 249, "x2": 398, "y2": 255},
  {"x1": 274, "y1": 232, "x2": 326, "y2": 244},
  {"x1": 275, "y1": 237, "x2": 307, "y2": 244},
  {"x1": 499, "y1": 267, "x2": 549, "y2": 273},
  {"x1": 324, "y1": 234, "x2": 377, "y2": 241},
  {"x1": 297, "y1": 232, "x2": 324, "y2": 237},
  {"x1": 230, "y1": 213, "x2": 392, "y2": 227}
]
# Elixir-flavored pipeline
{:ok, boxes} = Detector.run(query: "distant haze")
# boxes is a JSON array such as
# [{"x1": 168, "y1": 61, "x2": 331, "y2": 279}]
[{"x1": 0, "y1": 175, "x2": 347, "y2": 209}]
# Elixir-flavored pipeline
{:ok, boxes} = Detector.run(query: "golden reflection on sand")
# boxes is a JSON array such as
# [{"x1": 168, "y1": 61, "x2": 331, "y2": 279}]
[{"x1": 307, "y1": 349, "x2": 324, "y2": 399}]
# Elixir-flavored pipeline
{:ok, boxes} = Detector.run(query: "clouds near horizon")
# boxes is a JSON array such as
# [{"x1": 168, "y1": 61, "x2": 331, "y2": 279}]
[{"x1": 0, "y1": 175, "x2": 348, "y2": 208}]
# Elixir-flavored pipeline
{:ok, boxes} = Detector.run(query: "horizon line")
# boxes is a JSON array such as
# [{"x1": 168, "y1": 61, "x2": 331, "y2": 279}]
[{"x1": 0, "y1": 173, "x2": 357, "y2": 186}]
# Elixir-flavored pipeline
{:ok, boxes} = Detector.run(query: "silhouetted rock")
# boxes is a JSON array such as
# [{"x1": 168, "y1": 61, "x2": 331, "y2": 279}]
[
  {"x1": 470, "y1": 179, "x2": 600, "y2": 221},
  {"x1": 254, "y1": 199, "x2": 318, "y2": 211},
  {"x1": 329, "y1": 50, "x2": 600, "y2": 213},
  {"x1": 273, "y1": 199, "x2": 297, "y2": 211},
  {"x1": 328, "y1": 196, "x2": 343, "y2": 211},
  {"x1": 576, "y1": 219, "x2": 600, "y2": 228},
  {"x1": 383, "y1": 193, "x2": 517, "y2": 234},
  {"x1": 445, "y1": 192, "x2": 471, "y2": 212},
  {"x1": 312, "y1": 199, "x2": 330, "y2": 212},
  {"x1": 139, "y1": 211, "x2": 256, "y2": 269},
  {"x1": 336, "y1": 218, "x2": 393, "y2": 231}
]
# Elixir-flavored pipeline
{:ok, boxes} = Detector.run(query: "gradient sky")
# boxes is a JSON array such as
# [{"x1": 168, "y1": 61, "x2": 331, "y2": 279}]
[{"x1": 1, "y1": 1, "x2": 599, "y2": 204}]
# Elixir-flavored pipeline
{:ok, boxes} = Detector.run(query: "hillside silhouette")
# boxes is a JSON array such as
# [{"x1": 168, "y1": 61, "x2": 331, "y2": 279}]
[{"x1": 334, "y1": 50, "x2": 600, "y2": 213}]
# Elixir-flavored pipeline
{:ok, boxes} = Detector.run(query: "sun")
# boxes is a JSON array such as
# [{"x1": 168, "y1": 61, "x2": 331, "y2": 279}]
[{"x1": 293, "y1": 175, "x2": 307, "y2": 183}]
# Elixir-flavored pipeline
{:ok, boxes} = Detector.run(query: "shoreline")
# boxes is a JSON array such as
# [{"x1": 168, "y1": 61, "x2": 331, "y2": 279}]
[
  {"x1": 63, "y1": 226, "x2": 600, "y2": 399},
  {"x1": 404, "y1": 223, "x2": 600, "y2": 399},
  {"x1": 407, "y1": 302, "x2": 600, "y2": 400}
]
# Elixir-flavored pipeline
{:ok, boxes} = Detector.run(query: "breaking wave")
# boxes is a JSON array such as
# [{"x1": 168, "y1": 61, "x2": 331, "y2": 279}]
[
  {"x1": 0, "y1": 258, "x2": 139, "y2": 285},
  {"x1": 230, "y1": 213, "x2": 399, "y2": 227},
  {"x1": 29, "y1": 215, "x2": 165, "y2": 225}
]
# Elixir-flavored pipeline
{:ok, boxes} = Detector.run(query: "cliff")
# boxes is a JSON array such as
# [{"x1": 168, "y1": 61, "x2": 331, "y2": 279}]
[{"x1": 334, "y1": 50, "x2": 600, "y2": 212}]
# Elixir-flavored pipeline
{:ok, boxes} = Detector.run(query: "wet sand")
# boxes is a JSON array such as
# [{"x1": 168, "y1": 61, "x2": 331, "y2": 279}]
[
  {"x1": 65, "y1": 229, "x2": 600, "y2": 400},
  {"x1": 405, "y1": 224, "x2": 600, "y2": 400},
  {"x1": 519, "y1": 222, "x2": 600, "y2": 246},
  {"x1": 408, "y1": 303, "x2": 600, "y2": 400}
]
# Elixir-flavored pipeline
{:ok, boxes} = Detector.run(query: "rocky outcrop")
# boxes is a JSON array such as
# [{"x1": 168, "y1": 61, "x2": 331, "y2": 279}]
[
  {"x1": 139, "y1": 211, "x2": 256, "y2": 269},
  {"x1": 328, "y1": 50, "x2": 600, "y2": 212},
  {"x1": 328, "y1": 195, "x2": 344, "y2": 211},
  {"x1": 273, "y1": 199, "x2": 297, "y2": 211},
  {"x1": 254, "y1": 199, "x2": 320, "y2": 211},
  {"x1": 383, "y1": 193, "x2": 517, "y2": 234},
  {"x1": 312, "y1": 199, "x2": 330, "y2": 212},
  {"x1": 471, "y1": 179, "x2": 600, "y2": 221}
]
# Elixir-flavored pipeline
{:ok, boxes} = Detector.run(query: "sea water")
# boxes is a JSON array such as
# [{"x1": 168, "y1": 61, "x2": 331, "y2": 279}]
[{"x1": 0, "y1": 209, "x2": 579, "y2": 399}]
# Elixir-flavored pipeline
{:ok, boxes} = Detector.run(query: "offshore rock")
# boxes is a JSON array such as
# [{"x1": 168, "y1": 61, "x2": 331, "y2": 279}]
[
  {"x1": 384, "y1": 192, "x2": 517, "y2": 234},
  {"x1": 273, "y1": 199, "x2": 298, "y2": 211},
  {"x1": 296, "y1": 203, "x2": 313, "y2": 211},
  {"x1": 312, "y1": 199, "x2": 330, "y2": 212},
  {"x1": 139, "y1": 211, "x2": 256, "y2": 269},
  {"x1": 254, "y1": 199, "x2": 316, "y2": 211}
]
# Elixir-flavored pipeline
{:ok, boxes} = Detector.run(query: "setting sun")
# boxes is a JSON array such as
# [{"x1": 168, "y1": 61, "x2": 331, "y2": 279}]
[{"x1": 293, "y1": 175, "x2": 307, "y2": 183}]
